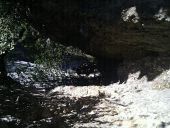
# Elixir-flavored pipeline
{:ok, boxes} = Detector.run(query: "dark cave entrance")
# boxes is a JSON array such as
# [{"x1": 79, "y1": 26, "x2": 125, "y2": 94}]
[{"x1": 96, "y1": 57, "x2": 123, "y2": 85}]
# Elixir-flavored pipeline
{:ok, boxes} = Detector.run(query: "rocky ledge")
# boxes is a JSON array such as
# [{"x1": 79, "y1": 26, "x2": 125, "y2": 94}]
[{"x1": 22, "y1": 0, "x2": 170, "y2": 59}]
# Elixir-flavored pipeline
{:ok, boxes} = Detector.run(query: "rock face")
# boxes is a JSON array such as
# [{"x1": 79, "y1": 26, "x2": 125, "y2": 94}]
[
  {"x1": 5, "y1": 40, "x2": 101, "y2": 88},
  {"x1": 23, "y1": 0, "x2": 170, "y2": 59},
  {"x1": 1, "y1": 1, "x2": 170, "y2": 128}
]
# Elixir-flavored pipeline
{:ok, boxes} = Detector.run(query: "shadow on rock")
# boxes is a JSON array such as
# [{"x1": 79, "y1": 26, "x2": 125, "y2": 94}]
[
  {"x1": 0, "y1": 78, "x2": 110, "y2": 127},
  {"x1": 118, "y1": 56, "x2": 170, "y2": 83}
]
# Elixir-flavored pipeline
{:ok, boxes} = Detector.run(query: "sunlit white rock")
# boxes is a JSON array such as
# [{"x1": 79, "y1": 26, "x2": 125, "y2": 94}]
[
  {"x1": 121, "y1": 6, "x2": 140, "y2": 23},
  {"x1": 0, "y1": 115, "x2": 20, "y2": 123},
  {"x1": 88, "y1": 72, "x2": 100, "y2": 78},
  {"x1": 40, "y1": 117, "x2": 53, "y2": 123},
  {"x1": 165, "y1": 17, "x2": 170, "y2": 22},
  {"x1": 88, "y1": 74, "x2": 95, "y2": 78},
  {"x1": 154, "y1": 8, "x2": 170, "y2": 22}
]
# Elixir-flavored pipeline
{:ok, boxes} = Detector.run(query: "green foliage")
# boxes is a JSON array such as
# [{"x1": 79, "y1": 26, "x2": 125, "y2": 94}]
[
  {"x1": 33, "y1": 38, "x2": 64, "y2": 68},
  {"x1": 0, "y1": 1, "x2": 23, "y2": 55},
  {"x1": 0, "y1": 1, "x2": 65, "y2": 69},
  {"x1": 17, "y1": 24, "x2": 65, "y2": 69}
]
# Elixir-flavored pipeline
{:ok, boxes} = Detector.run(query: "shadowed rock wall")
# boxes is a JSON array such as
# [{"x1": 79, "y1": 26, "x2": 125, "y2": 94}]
[{"x1": 19, "y1": 0, "x2": 170, "y2": 59}]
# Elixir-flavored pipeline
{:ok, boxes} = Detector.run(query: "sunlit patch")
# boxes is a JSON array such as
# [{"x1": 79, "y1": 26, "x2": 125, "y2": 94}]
[
  {"x1": 6, "y1": 60, "x2": 101, "y2": 88},
  {"x1": 154, "y1": 8, "x2": 170, "y2": 22},
  {"x1": 0, "y1": 115, "x2": 20, "y2": 123},
  {"x1": 88, "y1": 72, "x2": 101, "y2": 78},
  {"x1": 121, "y1": 6, "x2": 140, "y2": 23}
]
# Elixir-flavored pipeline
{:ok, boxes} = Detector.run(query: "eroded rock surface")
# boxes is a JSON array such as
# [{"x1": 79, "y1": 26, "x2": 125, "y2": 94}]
[{"x1": 49, "y1": 70, "x2": 170, "y2": 128}]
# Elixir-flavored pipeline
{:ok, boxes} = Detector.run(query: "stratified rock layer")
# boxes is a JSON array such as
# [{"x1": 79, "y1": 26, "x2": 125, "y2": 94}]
[{"x1": 23, "y1": 0, "x2": 170, "y2": 59}]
